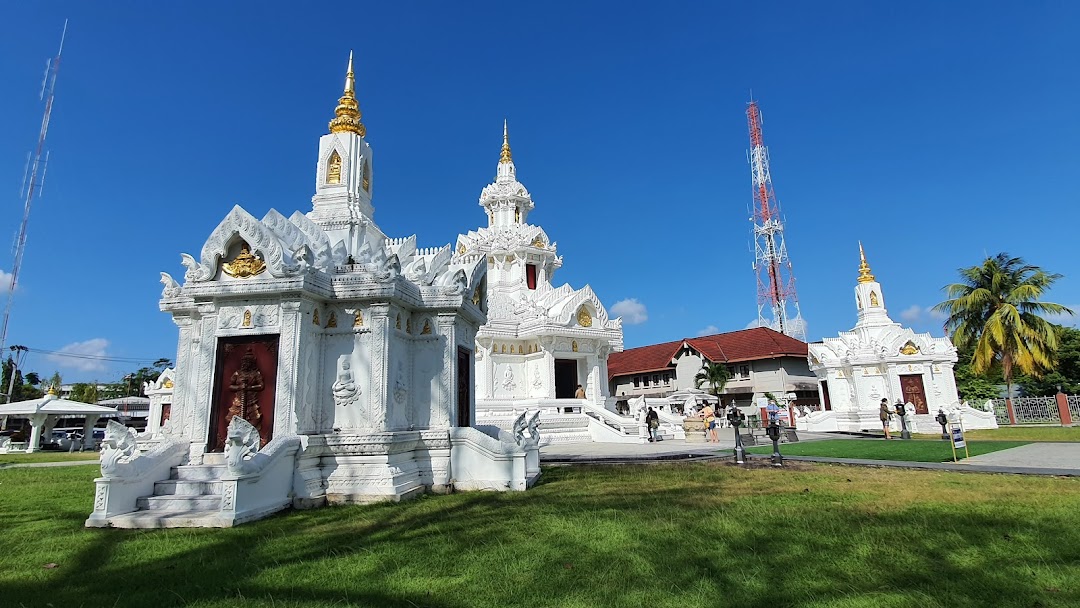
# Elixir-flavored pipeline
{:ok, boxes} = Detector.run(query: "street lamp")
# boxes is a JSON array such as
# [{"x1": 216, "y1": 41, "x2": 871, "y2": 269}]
[
  {"x1": 894, "y1": 402, "x2": 911, "y2": 440},
  {"x1": 765, "y1": 402, "x2": 783, "y2": 467},
  {"x1": 727, "y1": 406, "x2": 747, "y2": 464},
  {"x1": 935, "y1": 409, "x2": 949, "y2": 440}
]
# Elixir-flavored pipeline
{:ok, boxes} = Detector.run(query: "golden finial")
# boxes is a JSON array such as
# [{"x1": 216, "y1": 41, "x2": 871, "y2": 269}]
[
  {"x1": 857, "y1": 241, "x2": 876, "y2": 283},
  {"x1": 499, "y1": 119, "x2": 512, "y2": 164},
  {"x1": 328, "y1": 51, "x2": 366, "y2": 137},
  {"x1": 47, "y1": 385, "x2": 58, "y2": 396}
]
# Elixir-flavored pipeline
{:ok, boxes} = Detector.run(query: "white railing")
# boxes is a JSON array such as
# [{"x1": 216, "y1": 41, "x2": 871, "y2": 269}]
[{"x1": 1068, "y1": 395, "x2": 1080, "y2": 422}]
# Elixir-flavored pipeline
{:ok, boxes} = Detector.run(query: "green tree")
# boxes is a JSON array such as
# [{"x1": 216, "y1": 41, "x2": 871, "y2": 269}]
[
  {"x1": 70, "y1": 383, "x2": 101, "y2": 404},
  {"x1": 934, "y1": 253, "x2": 1073, "y2": 419},
  {"x1": 47, "y1": 371, "x2": 62, "y2": 394},
  {"x1": 953, "y1": 342, "x2": 1002, "y2": 402},
  {"x1": 694, "y1": 362, "x2": 730, "y2": 404},
  {"x1": 1, "y1": 356, "x2": 26, "y2": 402},
  {"x1": 1018, "y1": 325, "x2": 1080, "y2": 396}
]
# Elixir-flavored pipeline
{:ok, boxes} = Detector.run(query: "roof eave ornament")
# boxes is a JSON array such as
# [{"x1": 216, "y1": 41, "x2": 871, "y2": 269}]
[
  {"x1": 857, "y1": 241, "x2": 876, "y2": 283},
  {"x1": 328, "y1": 50, "x2": 366, "y2": 137}
]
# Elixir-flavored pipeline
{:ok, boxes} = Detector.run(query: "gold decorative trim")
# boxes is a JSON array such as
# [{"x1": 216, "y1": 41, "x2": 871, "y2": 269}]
[
  {"x1": 857, "y1": 242, "x2": 876, "y2": 284},
  {"x1": 499, "y1": 119, "x2": 512, "y2": 164},
  {"x1": 532, "y1": 235, "x2": 545, "y2": 248},
  {"x1": 328, "y1": 51, "x2": 366, "y2": 136},
  {"x1": 421, "y1": 320, "x2": 432, "y2": 335},
  {"x1": 163, "y1": 379, "x2": 174, "y2": 389}
]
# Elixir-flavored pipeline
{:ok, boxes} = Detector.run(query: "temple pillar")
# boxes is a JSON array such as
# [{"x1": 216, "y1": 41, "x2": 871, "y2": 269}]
[
  {"x1": 26, "y1": 413, "x2": 47, "y2": 453},
  {"x1": 82, "y1": 415, "x2": 99, "y2": 451}
]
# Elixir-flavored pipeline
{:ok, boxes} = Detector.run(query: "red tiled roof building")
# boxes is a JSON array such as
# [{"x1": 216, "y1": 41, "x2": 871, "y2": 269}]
[{"x1": 608, "y1": 327, "x2": 820, "y2": 408}]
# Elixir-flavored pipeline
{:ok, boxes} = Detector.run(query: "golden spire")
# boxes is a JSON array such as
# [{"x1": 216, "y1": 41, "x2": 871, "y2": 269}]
[
  {"x1": 499, "y1": 119, "x2": 513, "y2": 164},
  {"x1": 857, "y1": 241, "x2": 876, "y2": 283},
  {"x1": 47, "y1": 385, "x2": 58, "y2": 396},
  {"x1": 328, "y1": 51, "x2": 366, "y2": 136}
]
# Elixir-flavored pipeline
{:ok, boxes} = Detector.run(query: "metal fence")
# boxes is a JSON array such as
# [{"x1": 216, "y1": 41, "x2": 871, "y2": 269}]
[
  {"x1": 992, "y1": 396, "x2": 1063, "y2": 425},
  {"x1": 1069, "y1": 395, "x2": 1080, "y2": 422}
]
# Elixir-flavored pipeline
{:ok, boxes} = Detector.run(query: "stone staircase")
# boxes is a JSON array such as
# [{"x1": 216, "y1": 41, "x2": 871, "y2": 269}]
[{"x1": 105, "y1": 453, "x2": 230, "y2": 529}]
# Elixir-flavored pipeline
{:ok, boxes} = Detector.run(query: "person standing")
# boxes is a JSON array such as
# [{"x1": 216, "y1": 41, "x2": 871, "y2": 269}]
[
  {"x1": 645, "y1": 407, "x2": 660, "y2": 442},
  {"x1": 879, "y1": 398, "x2": 892, "y2": 440},
  {"x1": 574, "y1": 384, "x2": 586, "y2": 399}
]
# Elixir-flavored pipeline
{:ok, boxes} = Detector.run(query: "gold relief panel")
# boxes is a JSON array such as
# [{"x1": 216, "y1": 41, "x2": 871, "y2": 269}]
[
  {"x1": 326, "y1": 311, "x2": 338, "y2": 328},
  {"x1": 362, "y1": 161, "x2": 371, "y2": 193},
  {"x1": 870, "y1": 291, "x2": 880, "y2": 307},
  {"x1": 222, "y1": 242, "x2": 267, "y2": 279},
  {"x1": 312, "y1": 309, "x2": 320, "y2": 326},
  {"x1": 163, "y1": 379, "x2": 174, "y2": 389},
  {"x1": 326, "y1": 150, "x2": 342, "y2": 184},
  {"x1": 406, "y1": 317, "x2": 413, "y2": 334},
  {"x1": 899, "y1": 341, "x2": 920, "y2": 356},
  {"x1": 242, "y1": 309, "x2": 253, "y2": 328},
  {"x1": 421, "y1": 320, "x2": 432, "y2": 335},
  {"x1": 577, "y1": 306, "x2": 593, "y2": 328},
  {"x1": 458, "y1": 243, "x2": 466, "y2": 255},
  {"x1": 532, "y1": 235, "x2": 545, "y2": 248},
  {"x1": 572, "y1": 340, "x2": 578, "y2": 352},
  {"x1": 501, "y1": 344, "x2": 506, "y2": 354},
  {"x1": 353, "y1": 311, "x2": 363, "y2": 327}
]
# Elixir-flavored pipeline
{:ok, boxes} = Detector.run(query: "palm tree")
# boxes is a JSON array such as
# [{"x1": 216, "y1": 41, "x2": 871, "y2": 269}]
[
  {"x1": 933, "y1": 253, "x2": 1073, "y2": 422},
  {"x1": 694, "y1": 362, "x2": 730, "y2": 407}
]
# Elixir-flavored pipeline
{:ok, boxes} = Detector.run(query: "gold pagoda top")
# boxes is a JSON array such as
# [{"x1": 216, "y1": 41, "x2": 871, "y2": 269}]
[
  {"x1": 499, "y1": 119, "x2": 512, "y2": 164},
  {"x1": 857, "y1": 242, "x2": 876, "y2": 283},
  {"x1": 328, "y1": 51, "x2": 366, "y2": 137}
]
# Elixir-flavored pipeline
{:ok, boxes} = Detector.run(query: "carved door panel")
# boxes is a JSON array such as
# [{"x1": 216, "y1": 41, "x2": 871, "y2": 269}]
[
  {"x1": 456, "y1": 346, "x2": 471, "y2": 427},
  {"x1": 899, "y1": 374, "x2": 928, "y2": 415},
  {"x1": 821, "y1": 381, "x2": 832, "y2": 411},
  {"x1": 209, "y1": 335, "x2": 279, "y2": 452}
]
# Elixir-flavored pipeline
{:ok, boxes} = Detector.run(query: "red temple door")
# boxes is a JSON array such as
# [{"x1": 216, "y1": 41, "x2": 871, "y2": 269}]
[
  {"x1": 899, "y1": 374, "x2": 929, "y2": 415},
  {"x1": 208, "y1": 335, "x2": 279, "y2": 452}
]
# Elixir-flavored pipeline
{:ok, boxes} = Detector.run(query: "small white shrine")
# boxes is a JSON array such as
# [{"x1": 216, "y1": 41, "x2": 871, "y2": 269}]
[
  {"x1": 452, "y1": 125, "x2": 668, "y2": 443},
  {"x1": 86, "y1": 55, "x2": 540, "y2": 529},
  {"x1": 804, "y1": 245, "x2": 997, "y2": 433}
]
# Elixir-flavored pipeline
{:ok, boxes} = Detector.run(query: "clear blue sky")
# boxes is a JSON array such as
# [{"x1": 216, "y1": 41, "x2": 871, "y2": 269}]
[{"x1": 1, "y1": 2, "x2": 1078, "y2": 382}]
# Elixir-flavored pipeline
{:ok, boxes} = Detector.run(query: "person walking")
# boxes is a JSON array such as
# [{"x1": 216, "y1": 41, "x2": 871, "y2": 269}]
[
  {"x1": 701, "y1": 404, "x2": 716, "y2": 442},
  {"x1": 879, "y1": 398, "x2": 892, "y2": 440},
  {"x1": 645, "y1": 407, "x2": 661, "y2": 442}
]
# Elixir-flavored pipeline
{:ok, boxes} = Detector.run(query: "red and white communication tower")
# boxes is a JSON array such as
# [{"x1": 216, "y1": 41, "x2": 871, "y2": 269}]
[
  {"x1": 746, "y1": 100, "x2": 805, "y2": 341},
  {"x1": 0, "y1": 21, "x2": 68, "y2": 356}
]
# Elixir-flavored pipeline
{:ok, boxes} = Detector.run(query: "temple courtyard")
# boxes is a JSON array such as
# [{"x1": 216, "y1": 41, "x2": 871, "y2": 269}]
[{"x1": 2, "y1": 445, "x2": 1079, "y2": 608}]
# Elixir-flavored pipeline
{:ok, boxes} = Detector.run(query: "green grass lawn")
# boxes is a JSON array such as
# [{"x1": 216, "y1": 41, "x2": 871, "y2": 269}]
[
  {"x1": 747, "y1": 438, "x2": 1027, "y2": 462},
  {"x1": 0, "y1": 451, "x2": 100, "y2": 466},
  {"x1": 1, "y1": 464, "x2": 1079, "y2": 607},
  {"x1": 914, "y1": 426, "x2": 1080, "y2": 443}
]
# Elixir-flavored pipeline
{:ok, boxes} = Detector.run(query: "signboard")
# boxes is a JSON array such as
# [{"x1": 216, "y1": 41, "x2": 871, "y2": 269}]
[
  {"x1": 949, "y1": 423, "x2": 969, "y2": 462},
  {"x1": 951, "y1": 426, "x2": 966, "y2": 449}
]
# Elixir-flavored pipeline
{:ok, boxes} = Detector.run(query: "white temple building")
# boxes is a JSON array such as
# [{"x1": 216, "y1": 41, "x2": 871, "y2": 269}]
[
  {"x1": 803, "y1": 245, "x2": 997, "y2": 433},
  {"x1": 86, "y1": 55, "x2": 540, "y2": 529},
  {"x1": 453, "y1": 125, "x2": 680, "y2": 443}
]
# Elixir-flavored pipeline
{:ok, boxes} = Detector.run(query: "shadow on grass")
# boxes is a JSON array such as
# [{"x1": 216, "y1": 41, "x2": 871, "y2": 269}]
[{"x1": 0, "y1": 465, "x2": 1078, "y2": 607}]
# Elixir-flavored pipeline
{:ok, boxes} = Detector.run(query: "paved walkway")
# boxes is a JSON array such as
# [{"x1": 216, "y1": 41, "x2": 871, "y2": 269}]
[
  {"x1": 541, "y1": 435, "x2": 1080, "y2": 477},
  {"x1": 540, "y1": 432, "x2": 839, "y2": 463}
]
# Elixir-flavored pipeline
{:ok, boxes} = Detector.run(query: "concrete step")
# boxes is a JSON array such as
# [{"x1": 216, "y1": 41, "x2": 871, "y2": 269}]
[
  {"x1": 172, "y1": 464, "x2": 225, "y2": 481},
  {"x1": 201, "y1": 452, "x2": 226, "y2": 465},
  {"x1": 98, "y1": 510, "x2": 230, "y2": 529},
  {"x1": 153, "y1": 479, "x2": 222, "y2": 496},
  {"x1": 137, "y1": 495, "x2": 222, "y2": 512}
]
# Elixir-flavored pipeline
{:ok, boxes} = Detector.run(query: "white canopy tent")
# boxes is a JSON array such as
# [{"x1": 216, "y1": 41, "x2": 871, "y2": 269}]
[{"x1": 0, "y1": 392, "x2": 120, "y2": 453}]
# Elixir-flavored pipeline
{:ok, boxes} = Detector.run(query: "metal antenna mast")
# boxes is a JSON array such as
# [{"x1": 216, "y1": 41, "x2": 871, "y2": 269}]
[
  {"x1": 747, "y1": 99, "x2": 805, "y2": 341},
  {"x1": 0, "y1": 20, "x2": 67, "y2": 355}
]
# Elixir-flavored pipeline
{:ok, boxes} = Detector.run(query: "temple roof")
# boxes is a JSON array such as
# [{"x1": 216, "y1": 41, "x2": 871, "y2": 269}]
[
  {"x1": 0, "y1": 394, "x2": 122, "y2": 417},
  {"x1": 608, "y1": 327, "x2": 809, "y2": 379}
]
